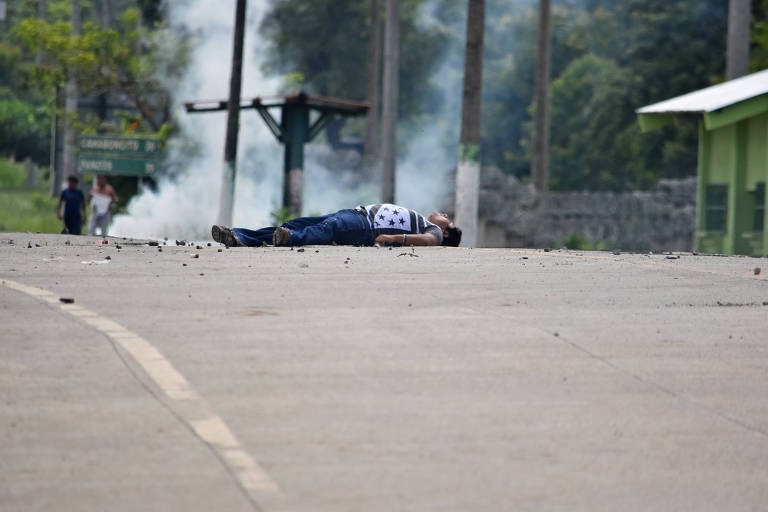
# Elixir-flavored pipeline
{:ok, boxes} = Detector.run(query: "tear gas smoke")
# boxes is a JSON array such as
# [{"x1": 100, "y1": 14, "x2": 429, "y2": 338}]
[
  {"x1": 111, "y1": 0, "x2": 280, "y2": 239},
  {"x1": 112, "y1": 0, "x2": 472, "y2": 240}
]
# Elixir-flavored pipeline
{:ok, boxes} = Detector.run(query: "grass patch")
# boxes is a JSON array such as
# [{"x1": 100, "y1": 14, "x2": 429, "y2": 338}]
[
  {"x1": 0, "y1": 159, "x2": 27, "y2": 187},
  {"x1": 0, "y1": 188, "x2": 62, "y2": 233},
  {"x1": 0, "y1": 159, "x2": 62, "y2": 233},
  {"x1": 562, "y1": 232, "x2": 608, "y2": 251}
]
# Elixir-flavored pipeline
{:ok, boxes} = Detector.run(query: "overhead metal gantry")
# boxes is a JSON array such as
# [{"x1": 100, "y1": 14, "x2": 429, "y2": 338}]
[{"x1": 185, "y1": 92, "x2": 369, "y2": 217}]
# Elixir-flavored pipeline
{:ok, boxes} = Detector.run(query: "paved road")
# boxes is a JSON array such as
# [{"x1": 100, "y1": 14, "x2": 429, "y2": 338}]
[{"x1": 2, "y1": 233, "x2": 768, "y2": 511}]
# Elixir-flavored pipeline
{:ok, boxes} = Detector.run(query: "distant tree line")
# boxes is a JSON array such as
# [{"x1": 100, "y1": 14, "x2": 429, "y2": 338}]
[
  {"x1": 260, "y1": 0, "x2": 768, "y2": 192},
  {"x1": 3, "y1": 0, "x2": 768, "y2": 193}
]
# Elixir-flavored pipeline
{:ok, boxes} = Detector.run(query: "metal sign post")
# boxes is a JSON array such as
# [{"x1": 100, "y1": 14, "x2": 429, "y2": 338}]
[{"x1": 185, "y1": 93, "x2": 368, "y2": 217}]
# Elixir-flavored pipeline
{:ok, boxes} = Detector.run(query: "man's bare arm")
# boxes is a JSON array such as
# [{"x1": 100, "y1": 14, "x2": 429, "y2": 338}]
[{"x1": 374, "y1": 234, "x2": 439, "y2": 246}]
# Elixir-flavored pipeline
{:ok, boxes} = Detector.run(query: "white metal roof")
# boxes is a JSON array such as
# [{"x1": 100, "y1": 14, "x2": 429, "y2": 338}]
[{"x1": 637, "y1": 68, "x2": 768, "y2": 115}]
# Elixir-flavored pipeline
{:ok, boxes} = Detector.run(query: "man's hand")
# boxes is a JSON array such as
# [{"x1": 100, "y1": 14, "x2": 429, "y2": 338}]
[
  {"x1": 374, "y1": 233, "x2": 439, "y2": 247},
  {"x1": 374, "y1": 234, "x2": 398, "y2": 246}
]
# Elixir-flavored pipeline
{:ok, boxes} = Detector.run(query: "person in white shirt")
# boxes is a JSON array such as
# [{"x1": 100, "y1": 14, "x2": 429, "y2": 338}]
[{"x1": 87, "y1": 175, "x2": 119, "y2": 236}]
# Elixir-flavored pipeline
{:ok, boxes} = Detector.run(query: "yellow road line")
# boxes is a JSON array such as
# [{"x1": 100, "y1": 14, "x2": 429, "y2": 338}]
[{"x1": 1, "y1": 278, "x2": 281, "y2": 502}]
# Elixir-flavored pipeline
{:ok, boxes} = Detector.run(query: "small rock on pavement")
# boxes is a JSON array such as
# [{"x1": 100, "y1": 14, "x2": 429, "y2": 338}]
[
  {"x1": 105, "y1": 255, "x2": 111, "y2": 260},
  {"x1": 297, "y1": 248, "x2": 305, "y2": 252},
  {"x1": 148, "y1": 241, "x2": 159, "y2": 246},
  {"x1": 59, "y1": 297, "x2": 75, "y2": 304},
  {"x1": 755, "y1": 267, "x2": 762, "y2": 275},
  {"x1": 193, "y1": 254, "x2": 199, "y2": 259},
  {"x1": 218, "y1": 248, "x2": 223, "y2": 252},
  {"x1": 27, "y1": 241, "x2": 32, "y2": 248}
]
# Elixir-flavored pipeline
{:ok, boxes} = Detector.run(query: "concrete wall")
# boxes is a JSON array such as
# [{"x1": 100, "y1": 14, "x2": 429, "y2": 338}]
[{"x1": 478, "y1": 166, "x2": 697, "y2": 251}]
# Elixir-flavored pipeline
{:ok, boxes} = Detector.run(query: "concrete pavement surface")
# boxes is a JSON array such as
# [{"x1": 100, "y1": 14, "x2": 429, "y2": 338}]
[{"x1": 1, "y1": 232, "x2": 767, "y2": 511}]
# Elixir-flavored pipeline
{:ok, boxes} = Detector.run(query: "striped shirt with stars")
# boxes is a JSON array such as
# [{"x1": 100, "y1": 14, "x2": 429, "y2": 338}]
[{"x1": 358, "y1": 204, "x2": 443, "y2": 244}]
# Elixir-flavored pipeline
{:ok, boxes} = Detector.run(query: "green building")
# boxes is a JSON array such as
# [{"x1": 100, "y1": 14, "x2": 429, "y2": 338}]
[{"x1": 637, "y1": 69, "x2": 768, "y2": 256}]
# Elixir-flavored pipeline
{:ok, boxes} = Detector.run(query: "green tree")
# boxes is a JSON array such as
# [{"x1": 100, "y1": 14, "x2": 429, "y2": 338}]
[
  {"x1": 14, "y1": 9, "x2": 187, "y2": 134},
  {"x1": 483, "y1": 0, "x2": 728, "y2": 191},
  {"x1": 259, "y1": 0, "x2": 453, "y2": 124}
]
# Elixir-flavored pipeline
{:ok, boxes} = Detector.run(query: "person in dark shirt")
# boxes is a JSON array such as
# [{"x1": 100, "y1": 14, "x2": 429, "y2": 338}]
[
  {"x1": 58, "y1": 175, "x2": 86, "y2": 235},
  {"x1": 211, "y1": 204, "x2": 462, "y2": 248}
]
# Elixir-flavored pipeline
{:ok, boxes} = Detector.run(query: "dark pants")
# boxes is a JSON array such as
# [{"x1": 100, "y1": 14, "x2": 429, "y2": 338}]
[
  {"x1": 64, "y1": 214, "x2": 82, "y2": 235},
  {"x1": 231, "y1": 209, "x2": 373, "y2": 247}
]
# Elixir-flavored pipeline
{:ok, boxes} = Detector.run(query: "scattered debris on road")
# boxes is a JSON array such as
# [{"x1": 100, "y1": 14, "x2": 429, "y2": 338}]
[
  {"x1": 59, "y1": 297, "x2": 74, "y2": 304},
  {"x1": 714, "y1": 301, "x2": 766, "y2": 307},
  {"x1": 754, "y1": 267, "x2": 761, "y2": 275}
]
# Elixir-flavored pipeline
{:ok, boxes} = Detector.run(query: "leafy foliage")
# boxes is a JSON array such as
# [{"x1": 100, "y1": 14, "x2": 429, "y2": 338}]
[
  {"x1": 0, "y1": 0, "x2": 186, "y2": 168},
  {"x1": 258, "y1": 0, "x2": 741, "y2": 191},
  {"x1": 260, "y1": 0, "x2": 453, "y2": 120}
]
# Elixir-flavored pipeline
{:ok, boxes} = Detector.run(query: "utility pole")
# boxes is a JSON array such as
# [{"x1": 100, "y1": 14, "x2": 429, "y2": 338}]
[
  {"x1": 531, "y1": 0, "x2": 552, "y2": 207},
  {"x1": 218, "y1": 0, "x2": 246, "y2": 226},
  {"x1": 101, "y1": 0, "x2": 110, "y2": 29},
  {"x1": 61, "y1": 0, "x2": 80, "y2": 191},
  {"x1": 380, "y1": 0, "x2": 399, "y2": 204},
  {"x1": 36, "y1": 0, "x2": 46, "y2": 65},
  {"x1": 454, "y1": 0, "x2": 486, "y2": 248},
  {"x1": 38, "y1": 0, "x2": 60, "y2": 198},
  {"x1": 364, "y1": 0, "x2": 382, "y2": 163},
  {"x1": 49, "y1": 87, "x2": 62, "y2": 198},
  {"x1": 727, "y1": 0, "x2": 751, "y2": 79}
]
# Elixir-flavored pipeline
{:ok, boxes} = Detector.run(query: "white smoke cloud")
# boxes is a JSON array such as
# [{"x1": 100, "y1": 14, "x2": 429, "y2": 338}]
[
  {"x1": 111, "y1": 0, "x2": 281, "y2": 240},
  {"x1": 112, "y1": 0, "x2": 470, "y2": 240}
]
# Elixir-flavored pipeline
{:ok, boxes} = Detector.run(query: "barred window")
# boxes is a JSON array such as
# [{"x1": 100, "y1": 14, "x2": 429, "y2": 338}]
[
  {"x1": 705, "y1": 185, "x2": 728, "y2": 232},
  {"x1": 754, "y1": 183, "x2": 765, "y2": 232}
]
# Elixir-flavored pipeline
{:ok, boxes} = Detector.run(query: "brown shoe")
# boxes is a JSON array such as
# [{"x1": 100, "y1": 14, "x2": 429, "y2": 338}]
[
  {"x1": 273, "y1": 226, "x2": 291, "y2": 247},
  {"x1": 211, "y1": 225, "x2": 241, "y2": 247}
]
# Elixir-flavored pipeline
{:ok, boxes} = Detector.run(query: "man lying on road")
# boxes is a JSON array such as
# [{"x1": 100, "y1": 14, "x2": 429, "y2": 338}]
[{"x1": 211, "y1": 204, "x2": 462, "y2": 248}]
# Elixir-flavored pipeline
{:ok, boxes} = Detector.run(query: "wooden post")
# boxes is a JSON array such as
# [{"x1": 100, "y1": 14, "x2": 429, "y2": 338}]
[
  {"x1": 727, "y1": 0, "x2": 751, "y2": 79},
  {"x1": 364, "y1": 0, "x2": 382, "y2": 163},
  {"x1": 531, "y1": 0, "x2": 552, "y2": 207},
  {"x1": 36, "y1": 0, "x2": 46, "y2": 66},
  {"x1": 218, "y1": 0, "x2": 246, "y2": 226},
  {"x1": 381, "y1": 0, "x2": 399, "y2": 204},
  {"x1": 61, "y1": 0, "x2": 80, "y2": 187},
  {"x1": 454, "y1": 0, "x2": 486, "y2": 247},
  {"x1": 101, "y1": 0, "x2": 110, "y2": 29}
]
